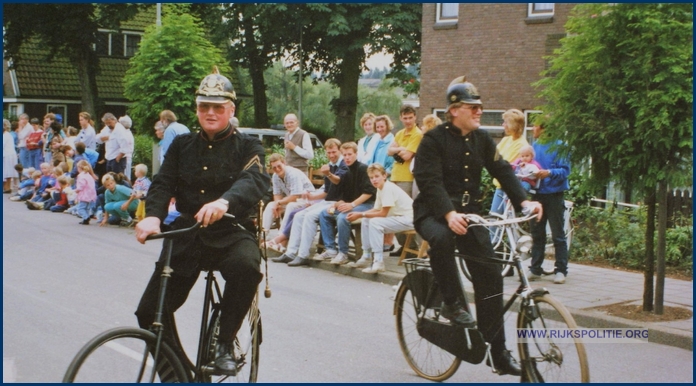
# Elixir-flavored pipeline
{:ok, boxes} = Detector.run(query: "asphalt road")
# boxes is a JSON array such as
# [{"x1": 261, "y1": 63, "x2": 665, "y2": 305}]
[{"x1": 3, "y1": 197, "x2": 693, "y2": 382}]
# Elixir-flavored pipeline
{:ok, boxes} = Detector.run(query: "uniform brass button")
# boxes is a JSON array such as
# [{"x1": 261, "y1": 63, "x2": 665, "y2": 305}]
[
  {"x1": 203, "y1": 166, "x2": 208, "y2": 170},
  {"x1": 465, "y1": 138, "x2": 469, "y2": 141},
  {"x1": 466, "y1": 152, "x2": 470, "y2": 156},
  {"x1": 465, "y1": 179, "x2": 469, "y2": 182},
  {"x1": 208, "y1": 145, "x2": 213, "y2": 149},
  {"x1": 464, "y1": 165, "x2": 469, "y2": 169},
  {"x1": 201, "y1": 190, "x2": 205, "y2": 194}
]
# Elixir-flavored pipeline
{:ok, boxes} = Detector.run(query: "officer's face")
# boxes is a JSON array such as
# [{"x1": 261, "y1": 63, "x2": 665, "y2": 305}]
[
  {"x1": 450, "y1": 103, "x2": 482, "y2": 134},
  {"x1": 197, "y1": 101, "x2": 235, "y2": 136},
  {"x1": 341, "y1": 148, "x2": 357, "y2": 166}
]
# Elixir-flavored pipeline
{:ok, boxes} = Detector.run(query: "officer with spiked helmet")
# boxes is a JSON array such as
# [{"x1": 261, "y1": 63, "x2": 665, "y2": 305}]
[
  {"x1": 135, "y1": 66, "x2": 270, "y2": 376},
  {"x1": 413, "y1": 76, "x2": 542, "y2": 376}
]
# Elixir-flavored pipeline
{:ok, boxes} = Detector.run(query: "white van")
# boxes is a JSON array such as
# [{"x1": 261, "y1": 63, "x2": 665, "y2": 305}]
[{"x1": 236, "y1": 127, "x2": 324, "y2": 151}]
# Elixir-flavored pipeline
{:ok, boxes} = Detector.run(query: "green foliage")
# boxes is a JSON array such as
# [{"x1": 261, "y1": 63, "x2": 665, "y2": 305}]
[
  {"x1": 535, "y1": 3, "x2": 693, "y2": 194},
  {"x1": 131, "y1": 134, "x2": 154, "y2": 177},
  {"x1": 309, "y1": 148, "x2": 329, "y2": 170},
  {"x1": 572, "y1": 206, "x2": 692, "y2": 275},
  {"x1": 124, "y1": 12, "x2": 231, "y2": 136}
]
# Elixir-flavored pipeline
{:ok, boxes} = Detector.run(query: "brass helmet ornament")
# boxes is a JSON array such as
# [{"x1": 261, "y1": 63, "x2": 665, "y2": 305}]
[
  {"x1": 446, "y1": 75, "x2": 482, "y2": 105},
  {"x1": 195, "y1": 66, "x2": 236, "y2": 104}
]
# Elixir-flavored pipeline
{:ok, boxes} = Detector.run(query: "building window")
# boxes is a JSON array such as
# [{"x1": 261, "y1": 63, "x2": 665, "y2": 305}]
[
  {"x1": 528, "y1": 3, "x2": 554, "y2": 17},
  {"x1": 95, "y1": 32, "x2": 109, "y2": 56},
  {"x1": 8, "y1": 104, "x2": 23, "y2": 119},
  {"x1": 125, "y1": 34, "x2": 141, "y2": 57},
  {"x1": 436, "y1": 3, "x2": 459, "y2": 23}
]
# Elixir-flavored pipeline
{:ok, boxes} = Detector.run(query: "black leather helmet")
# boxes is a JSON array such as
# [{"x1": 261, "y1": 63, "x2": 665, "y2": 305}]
[
  {"x1": 446, "y1": 75, "x2": 482, "y2": 105},
  {"x1": 196, "y1": 66, "x2": 236, "y2": 104}
]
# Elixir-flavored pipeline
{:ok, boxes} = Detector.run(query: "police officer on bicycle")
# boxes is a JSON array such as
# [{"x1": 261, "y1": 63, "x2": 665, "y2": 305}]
[
  {"x1": 135, "y1": 67, "x2": 271, "y2": 376},
  {"x1": 413, "y1": 76, "x2": 542, "y2": 376}
]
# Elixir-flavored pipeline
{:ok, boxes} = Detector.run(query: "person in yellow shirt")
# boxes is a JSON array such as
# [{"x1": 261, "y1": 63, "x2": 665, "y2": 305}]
[
  {"x1": 388, "y1": 104, "x2": 423, "y2": 198},
  {"x1": 490, "y1": 109, "x2": 529, "y2": 215}
]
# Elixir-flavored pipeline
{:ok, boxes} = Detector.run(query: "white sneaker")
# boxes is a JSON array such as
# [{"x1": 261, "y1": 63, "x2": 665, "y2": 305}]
[
  {"x1": 527, "y1": 270, "x2": 542, "y2": 281},
  {"x1": 553, "y1": 272, "x2": 566, "y2": 284},
  {"x1": 347, "y1": 256, "x2": 372, "y2": 268},
  {"x1": 312, "y1": 249, "x2": 337, "y2": 261},
  {"x1": 329, "y1": 252, "x2": 349, "y2": 265},
  {"x1": 362, "y1": 261, "x2": 386, "y2": 273}
]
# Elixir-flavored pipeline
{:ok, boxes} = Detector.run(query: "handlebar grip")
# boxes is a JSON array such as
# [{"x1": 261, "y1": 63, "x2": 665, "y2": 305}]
[{"x1": 144, "y1": 213, "x2": 237, "y2": 241}]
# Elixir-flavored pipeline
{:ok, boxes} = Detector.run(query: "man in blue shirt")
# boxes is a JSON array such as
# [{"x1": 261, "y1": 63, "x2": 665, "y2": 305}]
[
  {"x1": 529, "y1": 123, "x2": 571, "y2": 284},
  {"x1": 158, "y1": 110, "x2": 190, "y2": 165}
]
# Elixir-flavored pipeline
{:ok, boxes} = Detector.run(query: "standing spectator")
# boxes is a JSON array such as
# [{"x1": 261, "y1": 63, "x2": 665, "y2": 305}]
[
  {"x1": 75, "y1": 160, "x2": 98, "y2": 225},
  {"x1": 528, "y1": 122, "x2": 571, "y2": 284},
  {"x1": 388, "y1": 104, "x2": 422, "y2": 198},
  {"x1": 63, "y1": 126, "x2": 79, "y2": 151},
  {"x1": 411, "y1": 114, "x2": 442, "y2": 196},
  {"x1": 16, "y1": 114, "x2": 33, "y2": 167},
  {"x1": 346, "y1": 163, "x2": 414, "y2": 273},
  {"x1": 413, "y1": 76, "x2": 541, "y2": 375},
  {"x1": 76, "y1": 112, "x2": 97, "y2": 151},
  {"x1": 369, "y1": 115, "x2": 398, "y2": 252},
  {"x1": 262, "y1": 153, "x2": 315, "y2": 233},
  {"x1": 10, "y1": 120, "x2": 19, "y2": 154},
  {"x1": 158, "y1": 110, "x2": 190, "y2": 165},
  {"x1": 100, "y1": 173, "x2": 138, "y2": 226},
  {"x1": 357, "y1": 112, "x2": 378, "y2": 164},
  {"x1": 42, "y1": 114, "x2": 63, "y2": 164},
  {"x1": 318, "y1": 142, "x2": 376, "y2": 266},
  {"x1": 48, "y1": 138, "x2": 66, "y2": 165},
  {"x1": 50, "y1": 107, "x2": 63, "y2": 124},
  {"x1": 131, "y1": 163, "x2": 152, "y2": 221},
  {"x1": 282, "y1": 113, "x2": 314, "y2": 174},
  {"x1": 25, "y1": 121, "x2": 45, "y2": 170},
  {"x1": 118, "y1": 115, "x2": 136, "y2": 181},
  {"x1": 3, "y1": 119, "x2": 19, "y2": 193},
  {"x1": 273, "y1": 138, "x2": 348, "y2": 266},
  {"x1": 100, "y1": 113, "x2": 130, "y2": 174},
  {"x1": 490, "y1": 109, "x2": 529, "y2": 215},
  {"x1": 70, "y1": 142, "x2": 99, "y2": 177}
]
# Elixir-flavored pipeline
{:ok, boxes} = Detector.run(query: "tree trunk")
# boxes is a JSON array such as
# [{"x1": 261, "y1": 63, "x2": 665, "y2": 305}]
[
  {"x1": 655, "y1": 181, "x2": 668, "y2": 315},
  {"x1": 242, "y1": 10, "x2": 269, "y2": 128},
  {"x1": 331, "y1": 50, "x2": 364, "y2": 143},
  {"x1": 74, "y1": 49, "x2": 102, "y2": 120},
  {"x1": 642, "y1": 187, "x2": 656, "y2": 312}
]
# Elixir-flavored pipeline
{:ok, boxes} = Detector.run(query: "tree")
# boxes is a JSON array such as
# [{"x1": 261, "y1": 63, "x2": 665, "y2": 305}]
[
  {"x1": 124, "y1": 12, "x2": 230, "y2": 135},
  {"x1": 535, "y1": 3, "x2": 692, "y2": 314},
  {"x1": 3, "y1": 3, "x2": 142, "y2": 119},
  {"x1": 287, "y1": 4, "x2": 422, "y2": 142}
]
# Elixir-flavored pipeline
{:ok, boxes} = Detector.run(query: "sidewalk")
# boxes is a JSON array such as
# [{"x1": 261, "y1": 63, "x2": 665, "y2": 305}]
[{"x1": 265, "y1": 231, "x2": 693, "y2": 351}]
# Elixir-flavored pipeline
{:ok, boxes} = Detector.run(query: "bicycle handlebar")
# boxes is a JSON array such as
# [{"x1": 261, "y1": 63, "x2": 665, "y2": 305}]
[
  {"x1": 145, "y1": 213, "x2": 237, "y2": 241},
  {"x1": 464, "y1": 212, "x2": 538, "y2": 228}
]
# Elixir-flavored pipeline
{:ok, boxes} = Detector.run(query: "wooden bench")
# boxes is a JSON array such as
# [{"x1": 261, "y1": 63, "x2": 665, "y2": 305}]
[{"x1": 398, "y1": 230, "x2": 429, "y2": 265}]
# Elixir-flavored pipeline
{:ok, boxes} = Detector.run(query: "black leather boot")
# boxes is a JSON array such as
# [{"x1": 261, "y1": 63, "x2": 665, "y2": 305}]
[
  {"x1": 487, "y1": 349, "x2": 522, "y2": 376},
  {"x1": 214, "y1": 341, "x2": 238, "y2": 376},
  {"x1": 440, "y1": 301, "x2": 476, "y2": 328}
]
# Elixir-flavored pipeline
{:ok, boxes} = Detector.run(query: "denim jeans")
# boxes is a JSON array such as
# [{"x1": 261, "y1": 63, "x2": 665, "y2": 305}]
[
  {"x1": 489, "y1": 188, "x2": 506, "y2": 215},
  {"x1": 530, "y1": 192, "x2": 568, "y2": 276},
  {"x1": 318, "y1": 203, "x2": 372, "y2": 254},
  {"x1": 18, "y1": 147, "x2": 31, "y2": 168},
  {"x1": 29, "y1": 149, "x2": 43, "y2": 170},
  {"x1": 76, "y1": 201, "x2": 94, "y2": 221}
]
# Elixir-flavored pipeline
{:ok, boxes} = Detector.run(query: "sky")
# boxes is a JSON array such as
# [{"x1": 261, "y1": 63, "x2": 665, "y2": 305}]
[{"x1": 365, "y1": 52, "x2": 393, "y2": 71}]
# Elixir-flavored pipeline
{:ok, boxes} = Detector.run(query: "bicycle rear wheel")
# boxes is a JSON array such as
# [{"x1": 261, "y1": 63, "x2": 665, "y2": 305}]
[
  {"x1": 203, "y1": 296, "x2": 261, "y2": 383},
  {"x1": 394, "y1": 269, "x2": 461, "y2": 381},
  {"x1": 517, "y1": 294, "x2": 589, "y2": 383},
  {"x1": 62, "y1": 327, "x2": 190, "y2": 383}
]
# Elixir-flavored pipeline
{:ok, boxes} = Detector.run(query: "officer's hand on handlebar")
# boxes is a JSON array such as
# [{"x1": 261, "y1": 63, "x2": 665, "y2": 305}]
[
  {"x1": 521, "y1": 200, "x2": 543, "y2": 221},
  {"x1": 195, "y1": 199, "x2": 229, "y2": 228},
  {"x1": 135, "y1": 217, "x2": 162, "y2": 244},
  {"x1": 445, "y1": 211, "x2": 469, "y2": 236}
]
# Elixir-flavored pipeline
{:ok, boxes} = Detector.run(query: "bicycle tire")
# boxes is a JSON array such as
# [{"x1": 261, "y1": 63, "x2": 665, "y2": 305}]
[
  {"x1": 62, "y1": 327, "x2": 191, "y2": 383},
  {"x1": 394, "y1": 270, "x2": 461, "y2": 381},
  {"x1": 203, "y1": 299, "x2": 261, "y2": 383},
  {"x1": 517, "y1": 294, "x2": 590, "y2": 383}
]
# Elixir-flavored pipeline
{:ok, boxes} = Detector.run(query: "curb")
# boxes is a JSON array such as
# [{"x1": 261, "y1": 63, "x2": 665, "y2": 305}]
[{"x1": 294, "y1": 258, "x2": 693, "y2": 352}]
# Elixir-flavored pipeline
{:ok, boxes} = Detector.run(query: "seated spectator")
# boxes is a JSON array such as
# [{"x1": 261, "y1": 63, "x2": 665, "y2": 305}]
[
  {"x1": 49, "y1": 138, "x2": 66, "y2": 166},
  {"x1": 75, "y1": 160, "x2": 98, "y2": 225},
  {"x1": 44, "y1": 175, "x2": 71, "y2": 212},
  {"x1": 100, "y1": 173, "x2": 139, "y2": 227},
  {"x1": 95, "y1": 171, "x2": 131, "y2": 222},
  {"x1": 63, "y1": 126, "x2": 79, "y2": 151},
  {"x1": 272, "y1": 138, "x2": 349, "y2": 266},
  {"x1": 346, "y1": 163, "x2": 414, "y2": 273},
  {"x1": 262, "y1": 153, "x2": 315, "y2": 237},
  {"x1": 318, "y1": 142, "x2": 376, "y2": 265},
  {"x1": 11, "y1": 169, "x2": 40, "y2": 201},
  {"x1": 131, "y1": 164, "x2": 151, "y2": 221},
  {"x1": 25, "y1": 163, "x2": 56, "y2": 209}
]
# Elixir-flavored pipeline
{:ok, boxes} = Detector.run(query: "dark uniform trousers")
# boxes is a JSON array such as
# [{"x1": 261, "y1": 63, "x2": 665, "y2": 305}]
[
  {"x1": 135, "y1": 236, "x2": 262, "y2": 349},
  {"x1": 416, "y1": 215, "x2": 506, "y2": 352}
]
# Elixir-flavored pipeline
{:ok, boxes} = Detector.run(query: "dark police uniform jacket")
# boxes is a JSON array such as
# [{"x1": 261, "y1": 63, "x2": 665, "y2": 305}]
[
  {"x1": 145, "y1": 125, "x2": 271, "y2": 276},
  {"x1": 413, "y1": 123, "x2": 527, "y2": 226}
]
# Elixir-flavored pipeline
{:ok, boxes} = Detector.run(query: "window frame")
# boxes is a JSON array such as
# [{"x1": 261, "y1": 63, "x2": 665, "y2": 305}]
[
  {"x1": 46, "y1": 104, "x2": 68, "y2": 126},
  {"x1": 436, "y1": 3, "x2": 459, "y2": 23},
  {"x1": 528, "y1": 3, "x2": 555, "y2": 17}
]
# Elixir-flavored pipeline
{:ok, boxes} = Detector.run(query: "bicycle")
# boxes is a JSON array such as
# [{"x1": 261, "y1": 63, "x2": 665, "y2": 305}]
[
  {"x1": 394, "y1": 213, "x2": 589, "y2": 383},
  {"x1": 62, "y1": 213, "x2": 270, "y2": 383},
  {"x1": 487, "y1": 193, "x2": 575, "y2": 278}
]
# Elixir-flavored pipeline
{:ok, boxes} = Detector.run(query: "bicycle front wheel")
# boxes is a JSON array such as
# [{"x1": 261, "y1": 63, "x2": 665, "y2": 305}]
[
  {"x1": 394, "y1": 270, "x2": 461, "y2": 381},
  {"x1": 62, "y1": 327, "x2": 190, "y2": 383},
  {"x1": 203, "y1": 297, "x2": 261, "y2": 383},
  {"x1": 517, "y1": 294, "x2": 589, "y2": 383}
]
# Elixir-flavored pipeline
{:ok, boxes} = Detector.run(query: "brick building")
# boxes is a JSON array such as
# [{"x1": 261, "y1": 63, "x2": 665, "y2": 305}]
[{"x1": 419, "y1": 3, "x2": 577, "y2": 139}]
